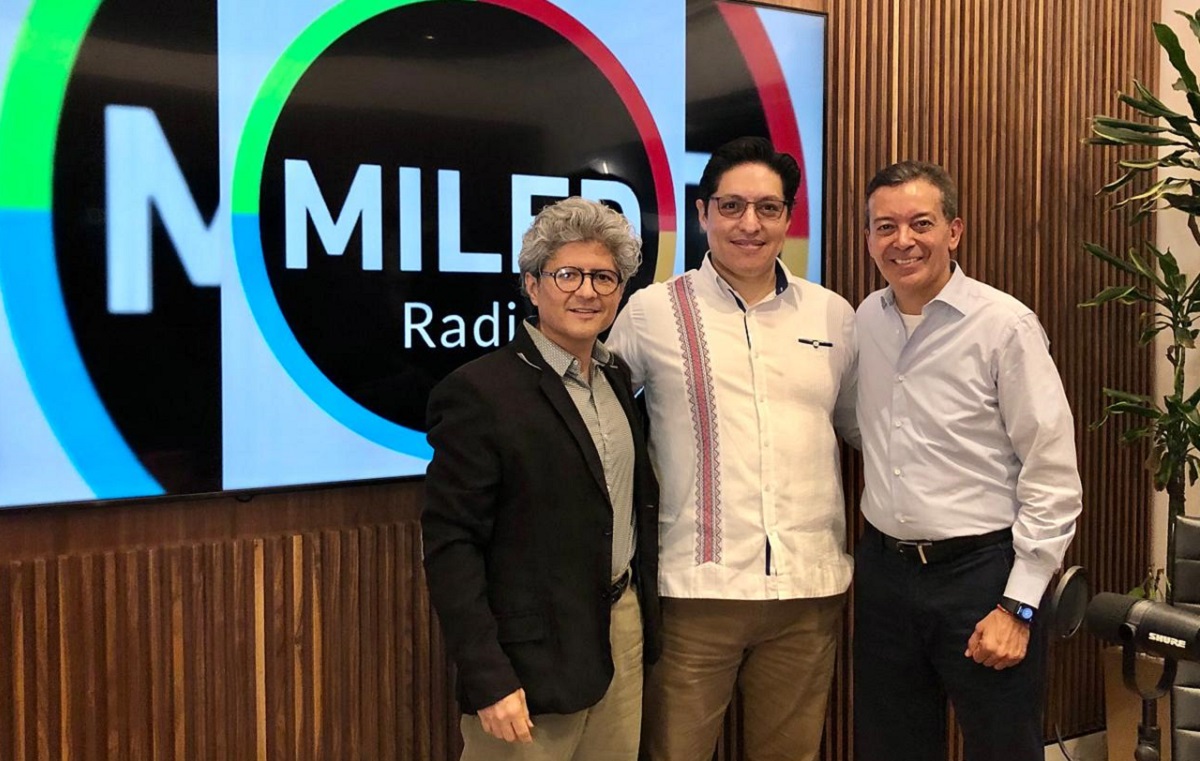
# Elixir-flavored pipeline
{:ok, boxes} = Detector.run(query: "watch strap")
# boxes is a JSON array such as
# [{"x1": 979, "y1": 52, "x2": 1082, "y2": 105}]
[{"x1": 997, "y1": 596, "x2": 1036, "y2": 624}]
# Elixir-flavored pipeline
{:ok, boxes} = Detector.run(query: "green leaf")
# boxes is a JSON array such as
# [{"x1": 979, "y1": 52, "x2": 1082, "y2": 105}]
[
  {"x1": 1081, "y1": 284, "x2": 1141, "y2": 307},
  {"x1": 1083, "y1": 242, "x2": 1142, "y2": 276},
  {"x1": 1140, "y1": 322, "x2": 1167, "y2": 344},
  {"x1": 1186, "y1": 271, "x2": 1200, "y2": 300},
  {"x1": 1115, "y1": 179, "x2": 1188, "y2": 214},
  {"x1": 1155, "y1": 450, "x2": 1175, "y2": 488},
  {"x1": 1094, "y1": 115, "x2": 1170, "y2": 134},
  {"x1": 1157, "y1": 246, "x2": 1183, "y2": 281},
  {"x1": 1122, "y1": 425, "x2": 1156, "y2": 443},
  {"x1": 1106, "y1": 400, "x2": 1164, "y2": 419},
  {"x1": 1157, "y1": 21, "x2": 1200, "y2": 93},
  {"x1": 1166, "y1": 108, "x2": 1200, "y2": 138},
  {"x1": 1119, "y1": 158, "x2": 1171, "y2": 170},
  {"x1": 1129, "y1": 249, "x2": 1168, "y2": 288},
  {"x1": 1091, "y1": 123, "x2": 1182, "y2": 146},
  {"x1": 1176, "y1": 326, "x2": 1197, "y2": 348},
  {"x1": 1131, "y1": 81, "x2": 1186, "y2": 120},
  {"x1": 1160, "y1": 192, "x2": 1200, "y2": 215},
  {"x1": 1182, "y1": 8, "x2": 1200, "y2": 44},
  {"x1": 1161, "y1": 152, "x2": 1200, "y2": 170},
  {"x1": 1183, "y1": 403, "x2": 1200, "y2": 428},
  {"x1": 1100, "y1": 169, "x2": 1140, "y2": 195},
  {"x1": 1119, "y1": 150, "x2": 1195, "y2": 170},
  {"x1": 1186, "y1": 385, "x2": 1200, "y2": 407},
  {"x1": 1104, "y1": 387, "x2": 1155, "y2": 404}
]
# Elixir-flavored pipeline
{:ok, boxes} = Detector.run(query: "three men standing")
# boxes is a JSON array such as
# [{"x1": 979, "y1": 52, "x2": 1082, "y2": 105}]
[
  {"x1": 423, "y1": 150, "x2": 1081, "y2": 761},
  {"x1": 853, "y1": 161, "x2": 1082, "y2": 761},
  {"x1": 422, "y1": 198, "x2": 660, "y2": 761},
  {"x1": 607, "y1": 137, "x2": 858, "y2": 761}
]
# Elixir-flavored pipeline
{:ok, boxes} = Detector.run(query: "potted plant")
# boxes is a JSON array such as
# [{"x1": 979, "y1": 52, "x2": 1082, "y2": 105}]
[
  {"x1": 1085, "y1": 11, "x2": 1200, "y2": 604},
  {"x1": 1085, "y1": 9, "x2": 1200, "y2": 758}
]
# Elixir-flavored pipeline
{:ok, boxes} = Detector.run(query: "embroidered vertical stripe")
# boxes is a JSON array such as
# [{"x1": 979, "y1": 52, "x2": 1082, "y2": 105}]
[{"x1": 668, "y1": 275, "x2": 723, "y2": 564}]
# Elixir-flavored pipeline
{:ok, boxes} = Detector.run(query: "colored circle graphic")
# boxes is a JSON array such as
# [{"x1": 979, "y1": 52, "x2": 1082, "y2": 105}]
[
  {"x1": 0, "y1": 0, "x2": 164, "y2": 501},
  {"x1": 233, "y1": 0, "x2": 675, "y2": 459}
]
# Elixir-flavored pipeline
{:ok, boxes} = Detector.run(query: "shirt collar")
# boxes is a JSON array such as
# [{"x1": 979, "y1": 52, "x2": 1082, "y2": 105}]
[
  {"x1": 522, "y1": 319, "x2": 613, "y2": 378},
  {"x1": 879, "y1": 261, "x2": 971, "y2": 316},
  {"x1": 699, "y1": 252, "x2": 792, "y2": 308}
]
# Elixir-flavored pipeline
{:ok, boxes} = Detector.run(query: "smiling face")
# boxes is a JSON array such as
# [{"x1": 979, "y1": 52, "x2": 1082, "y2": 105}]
[
  {"x1": 697, "y1": 162, "x2": 791, "y2": 292},
  {"x1": 865, "y1": 178, "x2": 964, "y2": 314},
  {"x1": 524, "y1": 240, "x2": 624, "y2": 363}
]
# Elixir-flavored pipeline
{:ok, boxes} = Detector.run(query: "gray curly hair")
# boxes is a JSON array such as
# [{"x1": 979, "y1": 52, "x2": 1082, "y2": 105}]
[{"x1": 517, "y1": 197, "x2": 642, "y2": 296}]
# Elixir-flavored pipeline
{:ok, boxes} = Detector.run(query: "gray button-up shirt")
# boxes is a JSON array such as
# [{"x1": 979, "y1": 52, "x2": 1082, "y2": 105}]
[
  {"x1": 856, "y1": 264, "x2": 1082, "y2": 606},
  {"x1": 525, "y1": 322, "x2": 635, "y2": 581}
]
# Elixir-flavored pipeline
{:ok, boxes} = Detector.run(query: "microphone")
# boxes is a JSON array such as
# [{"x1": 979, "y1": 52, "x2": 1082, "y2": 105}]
[{"x1": 1085, "y1": 592, "x2": 1200, "y2": 661}]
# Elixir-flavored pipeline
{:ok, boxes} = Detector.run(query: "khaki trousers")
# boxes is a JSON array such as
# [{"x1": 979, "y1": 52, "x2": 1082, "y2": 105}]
[
  {"x1": 460, "y1": 585, "x2": 643, "y2": 761},
  {"x1": 642, "y1": 595, "x2": 844, "y2": 761}
]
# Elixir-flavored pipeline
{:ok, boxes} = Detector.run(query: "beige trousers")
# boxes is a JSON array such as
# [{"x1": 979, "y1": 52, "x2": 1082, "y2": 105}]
[
  {"x1": 641, "y1": 595, "x2": 844, "y2": 761},
  {"x1": 460, "y1": 586, "x2": 643, "y2": 761}
]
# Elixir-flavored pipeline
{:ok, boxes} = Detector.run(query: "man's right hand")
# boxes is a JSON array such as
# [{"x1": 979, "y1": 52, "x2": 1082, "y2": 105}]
[{"x1": 478, "y1": 688, "x2": 534, "y2": 743}]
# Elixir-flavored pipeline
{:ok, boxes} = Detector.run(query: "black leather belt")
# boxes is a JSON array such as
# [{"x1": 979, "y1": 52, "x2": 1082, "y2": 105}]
[
  {"x1": 605, "y1": 569, "x2": 632, "y2": 605},
  {"x1": 868, "y1": 523, "x2": 1012, "y2": 565}
]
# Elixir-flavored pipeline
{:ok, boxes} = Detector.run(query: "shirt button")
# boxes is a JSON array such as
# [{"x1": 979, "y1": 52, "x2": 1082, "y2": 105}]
[
  {"x1": 894, "y1": 420, "x2": 903, "y2": 428},
  {"x1": 897, "y1": 515, "x2": 907, "y2": 523},
  {"x1": 893, "y1": 468, "x2": 901, "y2": 476},
  {"x1": 897, "y1": 374, "x2": 905, "y2": 382}
]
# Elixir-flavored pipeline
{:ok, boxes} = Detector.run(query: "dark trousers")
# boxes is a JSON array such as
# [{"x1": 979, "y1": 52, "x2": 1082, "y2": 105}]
[{"x1": 853, "y1": 524, "x2": 1047, "y2": 761}]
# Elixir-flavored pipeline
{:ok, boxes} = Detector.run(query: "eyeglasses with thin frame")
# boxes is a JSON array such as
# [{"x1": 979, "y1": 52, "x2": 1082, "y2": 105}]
[
  {"x1": 708, "y1": 195, "x2": 790, "y2": 220},
  {"x1": 538, "y1": 266, "x2": 623, "y2": 295}
]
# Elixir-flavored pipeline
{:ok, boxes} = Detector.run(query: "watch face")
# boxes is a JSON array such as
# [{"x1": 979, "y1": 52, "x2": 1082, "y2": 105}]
[{"x1": 1001, "y1": 598, "x2": 1035, "y2": 623}]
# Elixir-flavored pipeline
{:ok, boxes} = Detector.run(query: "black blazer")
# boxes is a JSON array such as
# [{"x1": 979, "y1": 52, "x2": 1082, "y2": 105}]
[{"x1": 421, "y1": 326, "x2": 660, "y2": 716}]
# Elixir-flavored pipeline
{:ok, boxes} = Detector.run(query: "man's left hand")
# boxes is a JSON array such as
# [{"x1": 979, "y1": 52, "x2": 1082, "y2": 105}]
[{"x1": 964, "y1": 608, "x2": 1029, "y2": 670}]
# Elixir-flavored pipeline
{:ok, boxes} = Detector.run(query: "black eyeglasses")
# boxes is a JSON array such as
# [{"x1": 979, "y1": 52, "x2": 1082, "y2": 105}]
[
  {"x1": 538, "y1": 266, "x2": 623, "y2": 295},
  {"x1": 709, "y1": 196, "x2": 789, "y2": 220}
]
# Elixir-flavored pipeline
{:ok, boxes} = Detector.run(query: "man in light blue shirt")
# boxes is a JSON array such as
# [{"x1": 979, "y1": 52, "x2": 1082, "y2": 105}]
[{"x1": 853, "y1": 161, "x2": 1082, "y2": 761}]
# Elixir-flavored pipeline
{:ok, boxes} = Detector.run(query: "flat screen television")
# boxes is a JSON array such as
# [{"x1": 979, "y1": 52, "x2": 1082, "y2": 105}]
[{"x1": 0, "y1": 0, "x2": 826, "y2": 509}]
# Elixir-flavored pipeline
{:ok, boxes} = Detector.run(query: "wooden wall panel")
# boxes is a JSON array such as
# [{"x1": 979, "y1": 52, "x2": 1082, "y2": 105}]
[
  {"x1": 0, "y1": 1, "x2": 1161, "y2": 760},
  {"x1": 0, "y1": 505, "x2": 464, "y2": 761},
  {"x1": 820, "y1": 1, "x2": 1159, "y2": 759}
]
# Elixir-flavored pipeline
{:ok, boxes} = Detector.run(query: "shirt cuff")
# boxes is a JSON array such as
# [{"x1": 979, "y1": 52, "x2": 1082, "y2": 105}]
[{"x1": 1003, "y1": 558, "x2": 1056, "y2": 608}]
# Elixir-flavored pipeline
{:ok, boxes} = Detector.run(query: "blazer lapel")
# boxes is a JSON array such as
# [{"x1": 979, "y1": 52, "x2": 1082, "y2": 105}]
[{"x1": 511, "y1": 330, "x2": 609, "y2": 500}]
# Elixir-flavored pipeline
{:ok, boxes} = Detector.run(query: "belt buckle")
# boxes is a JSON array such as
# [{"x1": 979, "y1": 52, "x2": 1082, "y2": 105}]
[{"x1": 897, "y1": 540, "x2": 932, "y2": 565}]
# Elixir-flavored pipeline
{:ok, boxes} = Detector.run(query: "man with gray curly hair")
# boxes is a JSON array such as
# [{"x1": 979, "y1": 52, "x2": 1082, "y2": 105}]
[
  {"x1": 423, "y1": 197, "x2": 661, "y2": 761},
  {"x1": 517, "y1": 197, "x2": 643, "y2": 301}
]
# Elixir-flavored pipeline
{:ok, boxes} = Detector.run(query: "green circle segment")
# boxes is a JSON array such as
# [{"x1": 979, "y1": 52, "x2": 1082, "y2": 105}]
[
  {"x1": 0, "y1": 0, "x2": 103, "y2": 209},
  {"x1": 232, "y1": 0, "x2": 454, "y2": 214}
]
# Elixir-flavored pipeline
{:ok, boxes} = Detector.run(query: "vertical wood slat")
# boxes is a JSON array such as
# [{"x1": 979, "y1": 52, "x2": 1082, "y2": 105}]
[
  {"x1": 821, "y1": 1, "x2": 1159, "y2": 759},
  {"x1": 0, "y1": 521, "x2": 449, "y2": 760}
]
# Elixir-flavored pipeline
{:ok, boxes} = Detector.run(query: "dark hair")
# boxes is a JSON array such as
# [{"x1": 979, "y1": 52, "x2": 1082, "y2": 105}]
[
  {"x1": 864, "y1": 161, "x2": 959, "y2": 225},
  {"x1": 697, "y1": 136, "x2": 801, "y2": 209}
]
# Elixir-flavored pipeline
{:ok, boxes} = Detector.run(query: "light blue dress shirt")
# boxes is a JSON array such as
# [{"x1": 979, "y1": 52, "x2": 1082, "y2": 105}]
[{"x1": 856, "y1": 264, "x2": 1083, "y2": 606}]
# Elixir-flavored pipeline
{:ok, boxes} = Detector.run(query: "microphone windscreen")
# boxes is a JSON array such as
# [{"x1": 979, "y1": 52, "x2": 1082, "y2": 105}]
[{"x1": 1085, "y1": 592, "x2": 1138, "y2": 642}]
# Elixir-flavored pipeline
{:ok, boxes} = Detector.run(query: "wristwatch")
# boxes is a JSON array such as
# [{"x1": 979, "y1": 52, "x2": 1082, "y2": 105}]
[{"x1": 998, "y1": 596, "x2": 1036, "y2": 625}]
